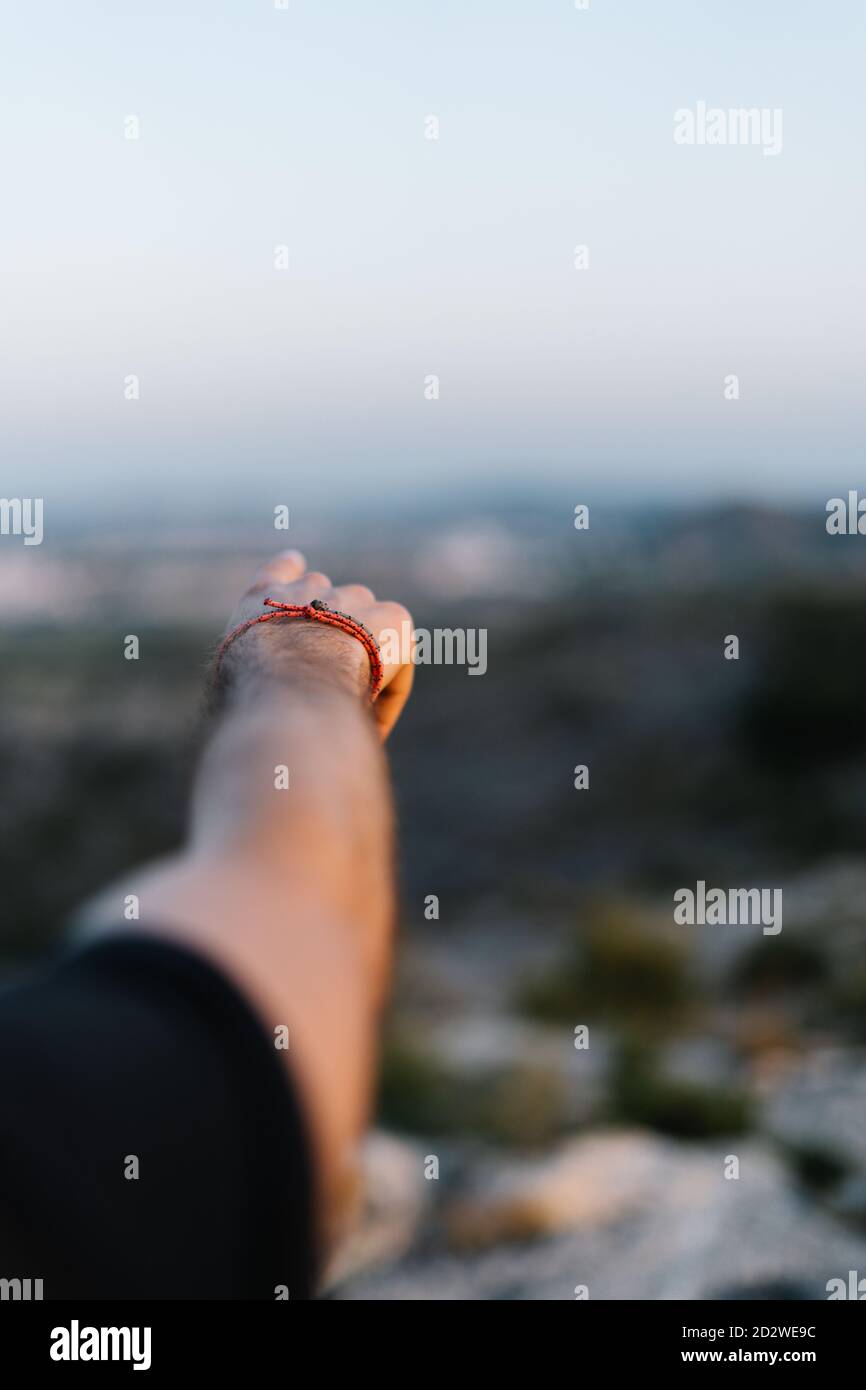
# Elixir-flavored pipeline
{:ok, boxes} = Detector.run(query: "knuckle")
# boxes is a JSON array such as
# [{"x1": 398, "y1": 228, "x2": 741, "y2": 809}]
[{"x1": 381, "y1": 601, "x2": 413, "y2": 628}]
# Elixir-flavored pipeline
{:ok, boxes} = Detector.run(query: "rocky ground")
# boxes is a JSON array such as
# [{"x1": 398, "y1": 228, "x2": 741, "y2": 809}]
[
  {"x1": 327, "y1": 865, "x2": 866, "y2": 1300},
  {"x1": 329, "y1": 1126, "x2": 866, "y2": 1300},
  {"x1": 325, "y1": 1027, "x2": 866, "y2": 1300}
]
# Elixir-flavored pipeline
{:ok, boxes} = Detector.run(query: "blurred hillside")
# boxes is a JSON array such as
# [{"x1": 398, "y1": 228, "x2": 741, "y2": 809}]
[{"x1": 1, "y1": 500, "x2": 865, "y2": 1298}]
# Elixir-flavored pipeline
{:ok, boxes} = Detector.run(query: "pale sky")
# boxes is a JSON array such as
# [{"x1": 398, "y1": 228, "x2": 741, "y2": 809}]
[{"x1": 1, "y1": 0, "x2": 863, "y2": 519}]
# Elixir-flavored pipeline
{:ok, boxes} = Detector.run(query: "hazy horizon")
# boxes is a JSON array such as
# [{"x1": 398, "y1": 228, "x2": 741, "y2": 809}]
[{"x1": 8, "y1": 479, "x2": 866, "y2": 534}]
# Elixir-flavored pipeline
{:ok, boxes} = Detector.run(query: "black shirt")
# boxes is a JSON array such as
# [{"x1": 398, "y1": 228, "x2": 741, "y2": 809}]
[{"x1": 0, "y1": 937, "x2": 316, "y2": 1300}]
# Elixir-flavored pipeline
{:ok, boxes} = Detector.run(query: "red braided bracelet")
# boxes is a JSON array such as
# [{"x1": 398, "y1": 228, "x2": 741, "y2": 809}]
[{"x1": 213, "y1": 597, "x2": 384, "y2": 701}]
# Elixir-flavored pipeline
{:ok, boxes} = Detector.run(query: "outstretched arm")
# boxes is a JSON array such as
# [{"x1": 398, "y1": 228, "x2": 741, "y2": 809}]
[{"x1": 86, "y1": 549, "x2": 414, "y2": 1242}]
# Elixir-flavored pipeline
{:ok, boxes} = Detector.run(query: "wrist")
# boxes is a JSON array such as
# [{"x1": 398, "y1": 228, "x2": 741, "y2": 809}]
[{"x1": 216, "y1": 616, "x2": 371, "y2": 708}]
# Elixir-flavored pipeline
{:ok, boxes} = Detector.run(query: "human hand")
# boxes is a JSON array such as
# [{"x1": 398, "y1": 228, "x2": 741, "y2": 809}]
[{"x1": 219, "y1": 549, "x2": 414, "y2": 739}]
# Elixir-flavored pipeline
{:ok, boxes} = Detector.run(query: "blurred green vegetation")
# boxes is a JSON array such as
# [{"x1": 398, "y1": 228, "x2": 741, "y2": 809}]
[
  {"x1": 377, "y1": 1028, "x2": 568, "y2": 1148},
  {"x1": 516, "y1": 903, "x2": 695, "y2": 1037},
  {"x1": 609, "y1": 1038, "x2": 753, "y2": 1139},
  {"x1": 729, "y1": 935, "x2": 830, "y2": 994},
  {"x1": 830, "y1": 965, "x2": 866, "y2": 1043},
  {"x1": 779, "y1": 1139, "x2": 851, "y2": 1195}
]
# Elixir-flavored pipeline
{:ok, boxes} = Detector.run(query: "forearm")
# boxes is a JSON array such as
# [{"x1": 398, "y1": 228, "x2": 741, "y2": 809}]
[
  {"x1": 191, "y1": 668, "x2": 393, "y2": 961},
  {"x1": 87, "y1": 670, "x2": 394, "y2": 1239}
]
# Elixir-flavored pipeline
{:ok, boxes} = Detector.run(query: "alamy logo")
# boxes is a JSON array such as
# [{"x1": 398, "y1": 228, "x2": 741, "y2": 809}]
[
  {"x1": 50, "y1": 1320, "x2": 152, "y2": 1371},
  {"x1": 674, "y1": 102, "x2": 783, "y2": 157},
  {"x1": 674, "y1": 881, "x2": 782, "y2": 935},
  {"x1": 0, "y1": 1276, "x2": 43, "y2": 1300},
  {"x1": 0, "y1": 497, "x2": 43, "y2": 545},
  {"x1": 379, "y1": 621, "x2": 487, "y2": 675},
  {"x1": 827, "y1": 1271, "x2": 866, "y2": 1300},
  {"x1": 826, "y1": 493, "x2": 866, "y2": 535}
]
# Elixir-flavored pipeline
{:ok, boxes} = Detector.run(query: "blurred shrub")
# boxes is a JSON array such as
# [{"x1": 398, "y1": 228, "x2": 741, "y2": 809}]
[
  {"x1": 377, "y1": 1028, "x2": 568, "y2": 1147},
  {"x1": 471, "y1": 1064, "x2": 567, "y2": 1148},
  {"x1": 779, "y1": 1140, "x2": 850, "y2": 1195},
  {"x1": 376, "y1": 1028, "x2": 454, "y2": 1135},
  {"x1": 829, "y1": 965, "x2": 866, "y2": 1042},
  {"x1": 729, "y1": 936, "x2": 829, "y2": 994},
  {"x1": 609, "y1": 1038, "x2": 752, "y2": 1139},
  {"x1": 516, "y1": 902, "x2": 694, "y2": 1036}
]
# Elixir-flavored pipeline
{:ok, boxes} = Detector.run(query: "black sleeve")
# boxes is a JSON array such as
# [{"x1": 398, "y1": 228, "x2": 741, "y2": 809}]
[{"x1": 0, "y1": 935, "x2": 317, "y2": 1300}]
